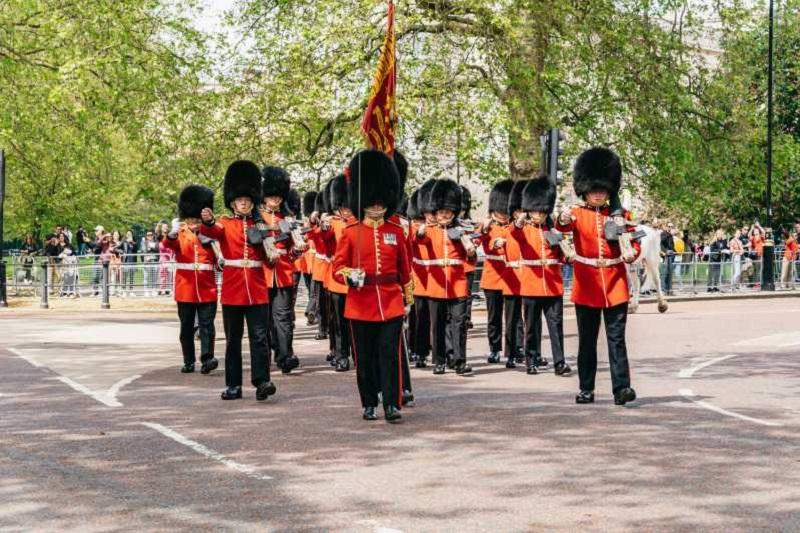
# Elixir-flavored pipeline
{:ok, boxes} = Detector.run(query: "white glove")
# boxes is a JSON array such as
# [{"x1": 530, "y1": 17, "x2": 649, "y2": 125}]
[
  {"x1": 404, "y1": 305, "x2": 411, "y2": 316},
  {"x1": 168, "y1": 218, "x2": 181, "y2": 238}
]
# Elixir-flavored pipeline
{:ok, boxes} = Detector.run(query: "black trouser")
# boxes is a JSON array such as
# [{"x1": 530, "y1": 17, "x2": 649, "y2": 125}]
[
  {"x1": 177, "y1": 302, "x2": 217, "y2": 366},
  {"x1": 662, "y1": 254, "x2": 674, "y2": 292},
  {"x1": 411, "y1": 296, "x2": 431, "y2": 358},
  {"x1": 313, "y1": 282, "x2": 329, "y2": 337},
  {"x1": 522, "y1": 296, "x2": 565, "y2": 367},
  {"x1": 267, "y1": 286, "x2": 295, "y2": 366},
  {"x1": 350, "y1": 318, "x2": 404, "y2": 409},
  {"x1": 123, "y1": 263, "x2": 136, "y2": 290},
  {"x1": 465, "y1": 271, "x2": 475, "y2": 323},
  {"x1": 222, "y1": 304, "x2": 270, "y2": 388},
  {"x1": 429, "y1": 297, "x2": 468, "y2": 366},
  {"x1": 503, "y1": 296, "x2": 522, "y2": 359},
  {"x1": 400, "y1": 324, "x2": 413, "y2": 392},
  {"x1": 484, "y1": 289, "x2": 504, "y2": 353},
  {"x1": 330, "y1": 292, "x2": 351, "y2": 363},
  {"x1": 301, "y1": 273, "x2": 313, "y2": 317},
  {"x1": 575, "y1": 303, "x2": 631, "y2": 393}
]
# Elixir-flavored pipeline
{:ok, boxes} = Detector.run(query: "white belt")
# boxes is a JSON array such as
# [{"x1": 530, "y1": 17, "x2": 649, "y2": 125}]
[
  {"x1": 225, "y1": 259, "x2": 263, "y2": 268},
  {"x1": 314, "y1": 253, "x2": 331, "y2": 262},
  {"x1": 519, "y1": 259, "x2": 560, "y2": 267},
  {"x1": 484, "y1": 255, "x2": 505, "y2": 262},
  {"x1": 573, "y1": 255, "x2": 623, "y2": 268},
  {"x1": 413, "y1": 258, "x2": 463, "y2": 266},
  {"x1": 174, "y1": 262, "x2": 214, "y2": 271}
]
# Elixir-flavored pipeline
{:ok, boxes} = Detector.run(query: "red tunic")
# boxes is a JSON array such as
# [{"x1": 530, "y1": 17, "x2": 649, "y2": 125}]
[
  {"x1": 501, "y1": 224, "x2": 522, "y2": 297},
  {"x1": 161, "y1": 228, "x2": 218, "y2": 304},
  {"x1": 324, "y1": 216, "x2": 354, "y2": 295},
  {"x1": 507, "y1": 223, "x2": 563, "y2": 297},
  {"x1": 199, "y1": 215, "x2": 269, "y2": 306},
  {"x1": 331, "y1": 219, "x2": 412, "y2": 322},
  {"x1": 260, "y1": 210, "x2": 296, "y2": 289},
  {"x1": 478, "y1": 222, "x2": 508, "y2": 291},
  {"x1": 411, "y1": 224, "x2": 473, "y2": 299},
  {"x1": 308, "y1": 227, "x2": 329, "y2": 284},
  {"x1": 556, "y1": 205, "x2": 640, "y2": 308},
  {"x1": 410, "y1": 220, "x2": 434, "y2": 297}
]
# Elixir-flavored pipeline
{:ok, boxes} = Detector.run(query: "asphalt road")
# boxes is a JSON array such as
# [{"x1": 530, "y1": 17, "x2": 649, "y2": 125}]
[{"x1": 1, "y1": 297, "x2": 799, "y2": 532}]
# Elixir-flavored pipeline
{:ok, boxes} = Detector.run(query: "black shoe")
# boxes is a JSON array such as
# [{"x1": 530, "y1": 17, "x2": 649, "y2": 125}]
[
  {"x1": 335, "y1": 359, "x2": 350, "y2": 372},
  {"x1": 515, "y1": 353, "x2": 525, "y2": 364},
  {"x1": 402, "y1": 390, "x2": 415, "y2": 407},
  {"x1": 614, "y1": 387, "x2": 637, "y2": 405},
  {"x1": 306, "y1": 314, "x2": 318, "y2": 326},
  {"x1": 181, "y1": 363, "x2": 195, "y2": 373},
  {"x1": 415, "y1": 358, "x2": 428, "y2": 368},
  {"x1": 446, "y1": 357, "x2": 455, "y2": 370},
  {"x1": 315, "y1": 333, "x2": 328, "y2": 340},
  {"x1": 409, "y1": 352, "x2": 419, "y2": 362},
  {"x1": 281, "y1": 356, "x2": 300, "y2": 374},
  {"x1": 455, "y1": 361, "x2": 473, "y2": 375},
  {"x1": 505, "y1": 358, "x2": 517, "y2": 369},
  {"x1": 487, "y1": 352, "x2": 501, "y2": 364},
  {"x1": 221, "y1": 386, "x2": 242, "y2": 400},
  {"x1": 526, "y1": 364, "x2": 539, "y2": 375},
  {"x1": 325, "y1": 352, "x2": 335, "y2": 362},
  {"x1": 362, "y1": 406, "x2": 378, "y2": 421},
  {"x1": 200, "y1": 358, "x2": 218, "y2": 375},
  {"x1": 433, "y1": 364, "x2": 446, "y2": 375},
  {"x1": 255, "y1": 381, "x2": 277, "y2": 401},
  {"x1": 384, "y1": 405, "x2": 402, "y2": 422},
  {"x1": 535, "y1": 357, "x2": 549, "y2": 368},
  {"x1": 465, "y1": 320, "x2": 474, "y2": 330},
  {"x1": 575, "y1": 390, "x2": 595, "y2": 404},
  {"x1": 555, "y1": 363, "x2": 572, "y2": 376}
]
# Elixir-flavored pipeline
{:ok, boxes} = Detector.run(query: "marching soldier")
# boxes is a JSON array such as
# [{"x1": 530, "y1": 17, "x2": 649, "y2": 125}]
[
  {"x1": 556, "y1": 147, "x2": 639, "y2": 405},
  {"x1": 460, "y1": 185, "x2": 476, "y2": 330},
  {"x1": 409, "y1": 179, "x2": 439, "y2": 368},
  {"x1": 162, "y1": 185, "x2": 219, "y2": 375},
  {"x1": 478, "y1": 179, "x2": 514, "y2": 364},
  {"x1": 501, "y1": 180, "x2": 528, "y2": 369},
  {"x1": 259, "y1": 166, "x2": 303, "y2": 374},
  {"x1": 331, "y1": 149, "x2": 412, "y2": 422},
  {"x1": 300, "y1": 191, "x2": 318, "y2": 324},
  {"x1": 323, "y1": 174, "x2": 356, "y2": 371},
  {"x1": 414, "y1": 179, "x2": 477, "y2": 375},
  {"x1": 307, "y1": 184, "x2": 332, "y2": 346},
  {"x1": 512, "y1": 175, "x2": 572, "y2": 376},
  {"x1": 200, "y1": 160, "x2": 276, "y2": 402}
]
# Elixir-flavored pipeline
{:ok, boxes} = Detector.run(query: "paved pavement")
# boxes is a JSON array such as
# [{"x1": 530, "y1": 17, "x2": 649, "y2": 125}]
[{"x1": 1, "y1": 298, "x2": 800, "y2": 532}]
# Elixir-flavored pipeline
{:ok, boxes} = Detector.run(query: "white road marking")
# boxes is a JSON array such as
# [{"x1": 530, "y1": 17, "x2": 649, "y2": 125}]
[
  {"x1": 141, "y1": 422, "x2": 273, "y2": 481},
  {"x1": 8, "y1": 347, "x2": 43, "y2": 368},
  {"x1": 733, "y1": 331, "x2": 800, "y2": 347},
  {"x1": 679, "y1": 389, "x2": 783, "y2": 427},
  {"x1": 107, "y1": 374, "x2": 141, "y2": 403},
  {"x1": 678, "y1": 354, "x2": 741, "y2": 378},
  {"x1": 56, "y1": 376, "x2": 122, "y2": 407}
]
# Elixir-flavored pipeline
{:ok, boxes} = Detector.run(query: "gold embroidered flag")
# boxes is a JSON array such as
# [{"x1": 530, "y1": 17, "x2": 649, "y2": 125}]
[{"x1": 360, "y1": 0, "x2": 397, "y2": 155}]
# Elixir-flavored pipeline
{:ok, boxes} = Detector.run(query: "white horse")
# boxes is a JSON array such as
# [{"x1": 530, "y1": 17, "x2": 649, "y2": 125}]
[{"x1": 628, "y1": 225, "x2": 669, "y2": 314}]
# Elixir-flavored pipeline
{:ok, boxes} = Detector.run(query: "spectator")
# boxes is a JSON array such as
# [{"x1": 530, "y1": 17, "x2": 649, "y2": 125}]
[
  {"x1": 75, "y1": 226, "x2": 89, "y2": 255},
  {"x1": 91, "y1": 226, "x2": 112, "y2": 296},
  {"x1": 59, "y1": 244, "x2": 78, "y2": 297},
  {"x1": 780, "y1": 228, "x2": 798, "y2": 289},
  {"x1": 140, "y1": 230, "x2": 159, "y2": 296},
  {"x1": 707, "y1": 229, "x2": 727, "y2": 292},
  {"x1": 20, "y1": 234, "x2": 37, "y2": 283},
  {"x1": 118, "y1": 230, "x2": 138, "y2": 296},
  {"x1": 729, "y1": 229, "x2": 745, "y2": 290},
  {"x1": 109, "y1": 230, "x2": 122, "y2": 295},
  {"x1": 157, "y1": 235, "x2": 174, "y2": 296},
  {"x1": 660, "y1": 222, "x2": 676, "y2": 294},
  {"x1": 749, "y1": 223, "x2": 765, "y2": 258},
  {"x1": 63, "y1": 226, "x2": 73, "y2": 245},
  {"x1": 44, "y1": 234, "x2": 62, "y2": 293}
]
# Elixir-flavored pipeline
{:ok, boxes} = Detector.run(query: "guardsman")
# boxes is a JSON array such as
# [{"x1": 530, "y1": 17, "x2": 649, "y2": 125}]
[
  {"x1": 307, "y1": 184, "x2": 332, "y2": 347},
  {"x1": 500, "y1": 180, "x2": 528, "y2": 369},
  {"x1": 259, "y1": 166, "x2": 303, "y2": 374},
  {"x1": 300, "y1": 191, "x2": 318, "y2": 325},
  {"x1": 332, "y1": 149, "x2": 412, "y2": 422},
  {"x1": 200, "y1": 160, "x2": 276, "y2": 402},
  {"x1": 162, "y1": 184, "x2": 219, "y2": 375},
  {"x1": 409, "y1": 179, "x2": 438, "y2": 368},
  {"x1": 512, "y1": 175, "x2": 572, "y2": 376},
  {"x1": 478, "y1": 179, "x2": 514, "y2": 364},
  {"x1": 460, "y1": 185, "x2": 477, "y2": 330},
  {"x1": 414, "y1": 179, "x2": 477, "y2": 375},
  {"x1": 323, "y1": 174, "x2": 356, "y2": 371},
  {"x1": 556, "y1": 147, "x2": 639, "y2": 405}
]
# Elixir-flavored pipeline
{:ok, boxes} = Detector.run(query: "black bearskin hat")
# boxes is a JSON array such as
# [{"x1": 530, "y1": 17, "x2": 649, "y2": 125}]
[
  {"x1": 397, "y1": 194, "x2": 409, "y2": 218},
  {"x1": 261, "y1": 166, "x2": 291, "y2": 200},
  {"x1": 330, "y1": 173, "x2": 349, "y2": 211},
  {"x1": 488, "y1": 179, "x2": 514, "y2": 215},
  {"x1": 573, "y1": 147, "x2": 622, "y2": 196},
  {"x1": 178, "y1": 184, "x2": 214, "y2": 219},
  {"x1": 417, "y1": 179, "x2": 438, "y2": 214},
  {"x1": 285, "y1": 189, "x2": 301, "y2": 218},
  {"x1": 521, "y1": 175, "x2": 556, "y2": 214},
  {"x1": 460, "y1": 185, "x2": 472, "y2": 219},
  {"x1": 431, "y1": 179, "x2": 463, "y2": 212},
  {"x1": 303, "y1": 191, "x2": 318, "y2": 217},
  {"x1": 224, "y1": 160, "x2": 262, "y2": 208},
  {"x1": 347, "y1": 149, "x2": 401, "y2": 217},
  {"x1": 407, "y1": 190, "x2": 421, "y2": 220},
  {"x1": 315, "y1": 182, "x2": 331, "y2": 214},
  {"x1": 507, "y1": 180, "x2": 527, "y2": 215}
]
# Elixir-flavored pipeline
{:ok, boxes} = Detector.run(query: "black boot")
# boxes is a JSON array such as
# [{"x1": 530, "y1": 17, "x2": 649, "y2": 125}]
[
  {"x1": 505, "y1": 357, "x2": 517, "y2": 369},
  {"x1": 614, "y1": 387, "x2": 637, "y2": 405},
  {"x1": 335, "y1": 358, "x2": 350, "y2": 372},
  {"x1": 535, "y1": 357, "x2": 549, "y2": 368},
  {"x1": 402, "y1": 390, "x2": 415, "y2": 407},
  {"x1": 433, "y1": 364, "x2": 446, "y2": 375},
  {"x1": 526, "y1": 363, "x2": 538, "y2": 375},
  {"x1": 221, "y1": 386, "x2": 242, "y2": 400},
  {"x1": 415, "y1": 357, "x2": 428, "y2": 368},
  {"x1": 384, "y1": 405, "x2": 402, "y2": 422},
  {"x1": 554, "y1": 362, "x2": 572, "y2": 376},
  {"x1": 575, "y1": 390, "x2": 595, "y2": 404},
  {"x1": 325, "y1": 351, "x2": 335, "y2": 362},
  {"x1": 362, "y1": 406, "x2": 378, "y2": 420},
  {"x1": 409, "y1": 352, "x2": 419, "y2": 362},
  {"x1": 281, "y1": 355, "x2": 300, "y2": 374},
  {"x1": 487, "y1": 352, "x2": 501, "y2": 364},
  {"x1": 455, "y1": 361, "x2": 473, "y2": 375},
  {"x1": 314, "y1": 332, "x2": 328, "y2": 340},
  {"x1": 200, "y1": 358, "x2": 218, "y2": 375},
  {"x1": 256, "y1": 381, "x2": 277, "y2": 401},
  {"x1": 181, "y1": 363, "x2": 195, "y2": 374}
]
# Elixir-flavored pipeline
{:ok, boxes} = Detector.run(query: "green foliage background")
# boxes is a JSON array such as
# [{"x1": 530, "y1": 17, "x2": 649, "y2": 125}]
[{"x1": 2, "y1": 0, "x2": 799, "y2": 240}]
